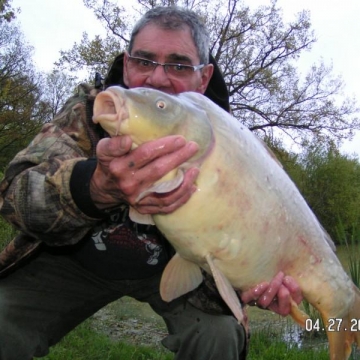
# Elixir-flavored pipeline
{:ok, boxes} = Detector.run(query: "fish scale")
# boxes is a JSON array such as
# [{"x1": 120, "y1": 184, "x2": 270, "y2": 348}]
[{"x1": 93, "y1": 86, "x2": 360, "y2": 360}]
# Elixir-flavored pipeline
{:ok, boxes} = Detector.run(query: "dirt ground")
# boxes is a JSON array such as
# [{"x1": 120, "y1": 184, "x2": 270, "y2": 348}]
[
  {"x1": 90, "y1": 296, "x2": 287, "y2": 348},
  {"x1": 91, "y1": 297, "x2": 168, "y2": 350},
  {"x1": 90, "y1": 298, "x2": 360, "y2": 360}
]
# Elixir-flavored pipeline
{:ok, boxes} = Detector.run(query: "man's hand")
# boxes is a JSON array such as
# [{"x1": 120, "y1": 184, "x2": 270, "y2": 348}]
[
  {"x1": 240, "y1": 272, "x2": 302, "y2": 316},
  {"x1": 90, "y1": 135, "x2": 199, "y2": 213}
]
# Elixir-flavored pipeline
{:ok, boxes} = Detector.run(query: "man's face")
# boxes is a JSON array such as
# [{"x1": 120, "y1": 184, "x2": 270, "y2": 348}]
[{"x1": 123, "y1": 24, "x2": 213, "y2": 95}]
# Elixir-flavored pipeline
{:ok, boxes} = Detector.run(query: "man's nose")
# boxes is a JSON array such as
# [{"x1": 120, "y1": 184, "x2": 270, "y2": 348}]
[{"x1": 146, "y1": 65, "x2": 172, "y2": 88}]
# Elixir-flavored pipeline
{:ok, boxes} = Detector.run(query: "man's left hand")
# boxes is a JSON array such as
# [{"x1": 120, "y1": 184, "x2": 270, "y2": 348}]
[{"x1": 240, "y1": 272, "x2": 302, "y2": 316}]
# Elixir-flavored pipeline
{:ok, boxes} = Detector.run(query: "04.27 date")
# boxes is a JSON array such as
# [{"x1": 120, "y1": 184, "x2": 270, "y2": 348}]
[{"x1": 305, "y1": 318, "x2": 360, "y2": 332}]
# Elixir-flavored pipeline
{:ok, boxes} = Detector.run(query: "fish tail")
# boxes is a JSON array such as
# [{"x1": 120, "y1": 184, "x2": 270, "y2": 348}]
[{"x1": 325, "y1": 284, "x2": 360, "y2": 360}]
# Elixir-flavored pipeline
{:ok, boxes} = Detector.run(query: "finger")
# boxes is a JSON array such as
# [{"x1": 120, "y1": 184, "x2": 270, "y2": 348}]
[
  {"x1": 102, "y1": 138, "x2": 198, "y2": 201},
  {"x1": 240, "y1": 282, "x2": 269, "y2": 304},
  {"x1": 133, "y1": 186, "x2": 197, "y2": 214},
  {"x1": 257, "y1": 271, "x2": 284, "y2": 308},
  {"x1": 283, "y1": 275, "x2": 303, "y2": 304},
  {"x1": 126, "y1": 136, "x2": 192, "y2": 170},
  {"x1": 267, "y1": 284, "x2": 291, "y2": 316},
  {"x1": 134, "y1": 141, "x2": 199, "y2": 183}
]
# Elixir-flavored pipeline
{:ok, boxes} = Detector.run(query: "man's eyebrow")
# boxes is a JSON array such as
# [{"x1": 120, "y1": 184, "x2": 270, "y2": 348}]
[
  {"x1": 131, "y1": 50, "x2": 156, "y2": 59},
  {"x1": 131, "y1": 50, "x2": 193, "y2": 64},
  {"x1": 166, "y1": 54, "x2": 193, "y2": 64}
]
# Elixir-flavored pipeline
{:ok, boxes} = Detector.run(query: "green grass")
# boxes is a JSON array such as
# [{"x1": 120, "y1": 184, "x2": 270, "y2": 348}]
[
  {"x1": 35, "y1": 316, "x2": 330, "y2": 360},
  {"x1": 36, "y1": 320, "x2": 173, "y2": 360},
  {"x1": 34, "y1": 240, "x2": 360, "y2": 360},
  {"x1": 247, "y1": 330, "x2": 329, "y2": 360}
]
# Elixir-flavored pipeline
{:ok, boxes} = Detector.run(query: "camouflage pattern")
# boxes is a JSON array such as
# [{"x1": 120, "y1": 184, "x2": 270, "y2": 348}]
[{"x1": 0, "y1": 84, "x2": 104, "y2": 276}]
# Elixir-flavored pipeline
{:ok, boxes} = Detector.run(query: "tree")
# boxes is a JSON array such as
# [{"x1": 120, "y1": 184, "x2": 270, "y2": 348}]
[
  {"x1": 299, "y1": 143, "x2": 360, "y2": 241},
  {"x1": 207, "y1": 1, "x2": 359, "y2": 144},
  {"x1": 0, "y1": 21, "x2": 44, "y2": 168},
  {"x1": 55, "y1": 0, "x2": 359, "y2": 148},
  {"x1": 0, "y1": 0, "x2": 15, "y2": 23},
  {"x1": 272, "y1": 140, "x2": 360, "y2": 242},
  {"x1": 0, "y1": 2, "x2": 79, "y2": 169},
  {"x1": 41, "y1": 70, "x2": 78, "y2": 119}
]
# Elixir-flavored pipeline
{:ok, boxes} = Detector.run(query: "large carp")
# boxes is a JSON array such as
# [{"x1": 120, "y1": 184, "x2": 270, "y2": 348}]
[{"x1": 93, "y1": 86, "x2": 360, "y2": 359}]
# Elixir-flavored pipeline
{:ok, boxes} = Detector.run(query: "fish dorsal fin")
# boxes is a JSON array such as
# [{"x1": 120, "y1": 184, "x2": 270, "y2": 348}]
[
  {"x1": 205, "y1": 254, "x2": 244, "y2": 323},
  {"x1": 135, "y1": 169, "x2": 185, "y2": 203},
  {"x1": 129, "y1": 207, "x2": 155, "y2": 225},
  {"x1": 160, "y1": 253, "x2": 203, "y2": 302}
]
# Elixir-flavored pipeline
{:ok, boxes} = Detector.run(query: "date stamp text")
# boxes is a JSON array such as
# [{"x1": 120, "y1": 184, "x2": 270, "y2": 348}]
[{"x1": 305, "y1": 318, "x2": 360, "y2": 332}]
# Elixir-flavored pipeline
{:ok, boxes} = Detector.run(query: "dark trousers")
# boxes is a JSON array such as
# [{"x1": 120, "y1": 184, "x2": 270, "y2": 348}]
[{"x1": 0, "y1": 251, "x2": 246, "y2": 360}]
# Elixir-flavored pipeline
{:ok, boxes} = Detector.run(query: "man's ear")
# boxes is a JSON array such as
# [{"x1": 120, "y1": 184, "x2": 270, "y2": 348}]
[{"x1": 197, "y1": 64, "x2": 214, "y2": 94}]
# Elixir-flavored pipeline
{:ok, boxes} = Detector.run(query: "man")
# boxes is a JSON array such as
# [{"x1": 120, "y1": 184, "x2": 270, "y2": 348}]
[{"x1": 0, "y1": 6, "x2": 301, "y2": 360}]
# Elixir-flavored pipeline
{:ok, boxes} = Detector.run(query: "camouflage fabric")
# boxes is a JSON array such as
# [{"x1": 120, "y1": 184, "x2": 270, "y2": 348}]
[{"x1": 0, "y1": 84, "x2": 104, "y2": 276}]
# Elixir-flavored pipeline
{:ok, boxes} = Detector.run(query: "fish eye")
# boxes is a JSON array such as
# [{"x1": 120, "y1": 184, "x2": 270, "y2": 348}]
[{"x1": 156, "y1": 100, "x2": 166, "y2": 109}]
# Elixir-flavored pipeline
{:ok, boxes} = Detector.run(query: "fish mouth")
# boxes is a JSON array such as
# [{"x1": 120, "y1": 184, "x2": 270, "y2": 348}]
[{"x1": 93, "y1": 87, "x2": 129, "y2": 136}]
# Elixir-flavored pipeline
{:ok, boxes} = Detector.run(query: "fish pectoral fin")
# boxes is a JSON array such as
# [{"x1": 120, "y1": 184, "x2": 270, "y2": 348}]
[
  {"x1": 135, "y1": 169, "x2": 185, "y2": 202},
  {"x1": 160, "y1": 253, "x2": 203, "y2": 302},
  {"x1": 129, "y1": 207, "x2": 155, "y2": 225},
  {"x1": 152, "y1": 169, "x2": 185, "y2": 193},
  {"x1": 205, "y1": 254, "x2": 244, "y2": 323}
]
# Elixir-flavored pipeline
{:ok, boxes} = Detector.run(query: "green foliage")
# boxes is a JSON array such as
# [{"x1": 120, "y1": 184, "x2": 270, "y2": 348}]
[
  {"x1": 337, "y1": 222, "x2": 360, "y2": 287},
  {"x1": 0, "y1": 171, "x2": 16, "y2": 250},
  {"x1": 0, "y1": 0, "x2": 15, "y2": 22},
  {"x1": 296, "y1": 143, "x2": 360, "y2": 241},
  {"x1": 0, "y1": 21, "x2": 46, "y2": 167},
  {"x1": 270, "y1": 140, "x2": 360, "y2": 243}
]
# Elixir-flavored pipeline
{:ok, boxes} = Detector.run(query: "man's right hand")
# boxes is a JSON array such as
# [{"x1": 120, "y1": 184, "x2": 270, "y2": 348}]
[{"x1": 90, "y1": 135, "x2": 199, "y2": 213}]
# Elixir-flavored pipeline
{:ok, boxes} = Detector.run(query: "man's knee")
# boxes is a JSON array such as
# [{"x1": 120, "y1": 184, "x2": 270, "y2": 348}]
[
  {"x1": 0, "y1": 292, "x2": 49, "y2": 360},
  {"x1": 0, "y1": 323, "x2": 49, "y2": 360},
  {"x1": 201, "y1": 314, "x2": 246, "y2": 353},
  {"x1": 162, "y1": 305, "x2": 247, "y2": 360}
]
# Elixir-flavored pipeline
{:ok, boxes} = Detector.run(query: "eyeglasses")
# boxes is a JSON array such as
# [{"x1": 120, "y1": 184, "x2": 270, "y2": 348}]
[{"x1": 127, "y1": 55, "x2": 205, "y2": 78}]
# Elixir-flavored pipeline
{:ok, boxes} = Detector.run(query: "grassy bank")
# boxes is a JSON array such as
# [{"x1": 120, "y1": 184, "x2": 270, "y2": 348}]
[
  {"x1": 36, "y1": 242, "x2": 360, "y2": 360},
  {"x1": 36, "y1": 312, "x2": 330, "y2": 360},
  {"x1": 35, "y1": 320, "x2": 173, "y2": 360}
]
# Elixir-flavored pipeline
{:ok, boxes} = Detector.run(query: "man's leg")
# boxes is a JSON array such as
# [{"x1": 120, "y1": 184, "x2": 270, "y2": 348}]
[
  {"x1": 130, "y1": 279, "x2": 247, "y2": 360},
  {"x1": 0, "y1": 250, "x2": 120, "y2": 360}
]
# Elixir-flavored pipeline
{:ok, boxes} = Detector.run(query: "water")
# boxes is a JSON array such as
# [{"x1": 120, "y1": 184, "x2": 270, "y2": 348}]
[
  {"x1": 281, "y1": 322, "x2": 328, "y2": 350},
  {"x1": 250, "y1": 317, "x2": 327, "y2": 349},
  {"x1": 266, "y1": 320, "x2": 360, "y2": 359}
]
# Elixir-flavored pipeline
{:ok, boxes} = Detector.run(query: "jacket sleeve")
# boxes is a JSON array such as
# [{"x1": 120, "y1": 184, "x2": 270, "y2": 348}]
[{"x1": 0, "y1": 84, "x2": 108, "y2": 246}]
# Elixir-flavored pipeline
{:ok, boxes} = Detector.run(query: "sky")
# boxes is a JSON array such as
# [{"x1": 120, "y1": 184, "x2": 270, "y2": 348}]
[{"x1": 10, "y1": 0, "x2": 360, "y2": 158}]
